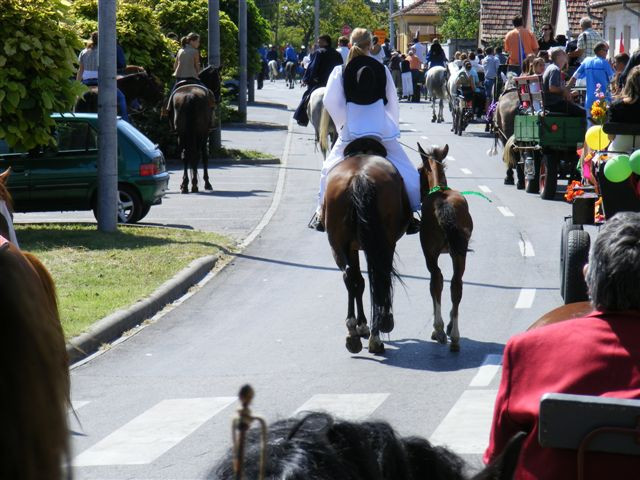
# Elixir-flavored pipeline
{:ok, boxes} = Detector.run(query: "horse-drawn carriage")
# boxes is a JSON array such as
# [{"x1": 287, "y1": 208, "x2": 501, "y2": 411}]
[
  {"x1": 560, "y1": 122, "x2": 640, "y2": 303},
  {"x1": 512, "y1": 75, "x2": 586, "y2": 199}
]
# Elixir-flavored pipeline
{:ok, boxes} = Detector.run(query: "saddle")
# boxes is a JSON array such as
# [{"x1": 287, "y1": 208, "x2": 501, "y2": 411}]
[
  {"x1": 166, "y1": 82, "x2": 216, "y2": 111},
  {"x1": 344, "y1": 137, "x2": 388, "y2": 158}
]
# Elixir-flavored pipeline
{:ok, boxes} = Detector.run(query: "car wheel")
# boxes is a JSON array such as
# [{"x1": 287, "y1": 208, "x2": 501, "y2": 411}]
[
  {"x1": 118, "y1": 184, "x2": 143, "y2": 224},
  {"x1": 138, "y1": 204, "x2": 152, "y2": 222}
]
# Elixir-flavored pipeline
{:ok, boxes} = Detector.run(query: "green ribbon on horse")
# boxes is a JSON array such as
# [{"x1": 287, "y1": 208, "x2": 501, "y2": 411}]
[{"x1": 427, "y1": 185, "x2": 492, "y2": 203}]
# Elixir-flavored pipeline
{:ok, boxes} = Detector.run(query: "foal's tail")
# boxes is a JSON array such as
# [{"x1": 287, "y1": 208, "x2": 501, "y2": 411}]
[
  {"x1": 350, "y1": 173, "x2": 398, "y2": 310},
  {"x1": 434, "y1": 198, "x2": 469, "y2": 257}
]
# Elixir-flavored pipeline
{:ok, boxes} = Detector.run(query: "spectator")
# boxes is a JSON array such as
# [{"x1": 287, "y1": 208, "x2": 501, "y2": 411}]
[
  {"x1": 555, "y1": 34, "x2": 568, "y2": 47},
  {"x1": 476, "y1": 47, "x2": 485, "y2": 61},
  {"x1": 496, "y1": 46, "x2": 507, "y2": 65},
  {"x1": 400, "y1": 54, "x2": 413, "y2": 99},
  {"x1": 543, "y1": 49, "x2": 585, "y2": 117},
  {"x1": 370, "y1": 36, "x2": 386, "y2": 63},
  {"x1": 336, "y1": 35, "x2": 350, "y2": 64},
  {"x1": 407, "y1": 48, "x2": 422, "y2": 102},
  {"x1": 482, "y1": 46, "x2": 500, "y2": 111},
  {"x1": 453, "y1": 51, "x2": 463, "y2": 68},
  {"x1": 612, "y1": 52, "x2": 630, "y2": 94},
  {"x1": 537, "y1": 50, "x2": 550, "y2": 64},
  {"x1": 485, "y1": 212, "x2": 640, "y2": 480},
  {"x1": 570, "y1": 17, "x2": 604, "y2": 64},
  {"x1": 382, "y1": 38, "x2": 392, "y2": 64},
  {"x1": 504, "y1": 15, "x2": 539, "y2": 66},
  {"x1": 568, "y1": 41, "x2": 615, "y2": 123},
  {"x1": 607, "y1": 66, "x2": 640, "y2": 152},
  {"x1": 618, "y1": 48, "x2": 640, "y2": 90},
  {"x1": 411, "y1": 33, "x2": 427, "y2": 64},
  {"x1": 538, "y1": 23, "x2": 559, "y2": 51},
  {"x1": 389, "y1": 51, "x2": 402, "y2": 96},
  {"x1": 469, "y1": 51, "x2": 483, "y2": 74}
]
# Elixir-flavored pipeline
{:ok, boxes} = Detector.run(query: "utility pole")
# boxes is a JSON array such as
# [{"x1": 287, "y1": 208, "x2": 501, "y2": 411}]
[
  {"x1": 389, "y1": 0, "x2": 395, "y2": 50},
  {"x1": 97, "y1": 0, "x2": 118, "y2": 232},
  {"x1": 239, "y1": 0, "x2": 247, "y2": 122},
  {"x1": 208, "y1": 0, "x2": 222, "y2": 151},
  {"x1": 314, "y1": 0, "x2": 319, "y2": 45}
]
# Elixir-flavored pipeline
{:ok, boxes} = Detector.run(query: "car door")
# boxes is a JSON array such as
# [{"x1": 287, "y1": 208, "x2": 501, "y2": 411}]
[
  {"x1": 28, "y1": 119, "x2": 98, "y2": 209},
  {"x1": 0, "y1": 139, "x2": 30, "y2": 209}
]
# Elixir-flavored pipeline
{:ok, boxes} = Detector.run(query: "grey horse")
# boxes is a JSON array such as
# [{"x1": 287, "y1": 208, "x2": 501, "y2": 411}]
[
  {"x1": 307, "y1": 87, "x2": 337, "y2": 158},
  {"x1": 425, "y1": 66, "x2": 449, "y2": 123}
]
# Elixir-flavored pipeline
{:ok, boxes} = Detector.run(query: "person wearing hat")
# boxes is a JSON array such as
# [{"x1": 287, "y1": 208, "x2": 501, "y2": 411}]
[
  {"x1": 266, "y1": 44, "x2": 279, "y2": 65},
  {"x1": 310, "y1": 28, "x2": 421, "y2": 233},
  {"x1": 293, "y1": 34, "x2": 344, "y2": 126}
]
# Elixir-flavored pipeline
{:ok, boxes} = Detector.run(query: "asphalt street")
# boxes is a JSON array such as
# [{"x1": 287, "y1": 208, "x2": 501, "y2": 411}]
[{"x1": 67, "y1": 81, "x2": 572, "y2": 479}]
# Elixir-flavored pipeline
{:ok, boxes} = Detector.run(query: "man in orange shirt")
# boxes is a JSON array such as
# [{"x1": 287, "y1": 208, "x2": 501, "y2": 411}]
[
  {"x1": 407, "y1": 48, "x2": 423, "y2": 102},
  {"x1": 504, "y1": 15, "x2": 538, "y2": 68}
]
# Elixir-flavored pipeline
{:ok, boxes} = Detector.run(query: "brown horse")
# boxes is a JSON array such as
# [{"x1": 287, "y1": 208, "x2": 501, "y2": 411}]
[
  {"x1": 491, "y1": 76, "x2": 524, "y2": 187},
  {"x1": 324, "y1": 139, "x2": 412, "y2": 354},
  {"x1": 0, "y1": 168, "x2": 18, "y2": 246},
  {"x1": 0, "y1": 238, "x2": 69, "y2": 480},
  {"x1": 417, "y1": 144, "x2": 473, "y2": 352}
]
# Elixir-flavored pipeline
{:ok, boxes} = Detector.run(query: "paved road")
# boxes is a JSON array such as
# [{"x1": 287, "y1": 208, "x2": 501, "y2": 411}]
[{"x1": 69, "y1": 81, "x2": 571, "y2": 479}]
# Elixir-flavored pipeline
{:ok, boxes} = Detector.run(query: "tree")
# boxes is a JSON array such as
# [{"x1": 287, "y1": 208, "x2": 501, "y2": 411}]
[
  {"x1": 438, "y1": 0, "x2": 481, "y2": 40},
  {"x1": 220, "y1": 0, "x2": 270, "y2": 75},
  {"x1": 0, "y1": 0, "x2": 85, "y2": 150},
  {"x1": 154, "y1": 0, "x2": 238, "y2": 74},
  {"x1": 325, "y1": 0, "x2": 387, "y2": 40}
]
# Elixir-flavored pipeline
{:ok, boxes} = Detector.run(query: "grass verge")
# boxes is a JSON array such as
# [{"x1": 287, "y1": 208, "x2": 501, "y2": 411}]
[
  {"x1": 212, "y1": 147, "x2": 279, "y2": 162},
  {"x1": 16, "y1": 223, "x2": 234, "y2": 339}
]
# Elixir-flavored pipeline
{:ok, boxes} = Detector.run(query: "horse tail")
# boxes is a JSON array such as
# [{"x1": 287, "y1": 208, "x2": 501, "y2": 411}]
[
  {"x1": 434, "y1": 197, "x2": 468, "y2": 257},
  {"x1": 350, "y1": 173, "x2": 397, "y2": 310},
  {"x1": 319, "y1": 106, "x2": 332, "y2": 154},
  {"x1": 503, "y1": 135, "x2": 518, "y2": 168}
]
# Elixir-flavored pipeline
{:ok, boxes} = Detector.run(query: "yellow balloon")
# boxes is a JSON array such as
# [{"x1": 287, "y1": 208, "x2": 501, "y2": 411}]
[{"x1": 585, "y1": 125, "x2": 609, "y2": 151}]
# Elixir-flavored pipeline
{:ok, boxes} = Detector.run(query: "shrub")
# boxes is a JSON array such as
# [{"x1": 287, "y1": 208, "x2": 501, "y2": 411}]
[{"x1": 0, "y1": 0, "x2": 85, "y2": 150}]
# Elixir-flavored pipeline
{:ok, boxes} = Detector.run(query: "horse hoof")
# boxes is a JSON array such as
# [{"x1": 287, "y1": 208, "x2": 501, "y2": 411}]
[
  {"x1": 368, "y1": 338, "x2": 385, "y2": 354},
  {"x1": 181, "y1": 187, "x2": 189, "y2": 194},
  {"x1": 431, "y1": 330, "x2": 447, "y2": 344},
  {"x1": 204, "y1": 181, "x2": 213, "y2": 191},
  {"x1": 431, "y1": 118, "x2": 437, "y2": 123},
  {"x1": 446, "y1": 322, "x2": 453, "y2": 336},
  {"x1": 191, "y1": 186, "x2": 199, "y2": 193},
  {"x1": 450, "y1": 342, "x2": 460, "y2": 353},
  {"x1": 380, "y1": 314, "x2": 394, "y2": 334},
  {"x1": 504, "y1": 176, "x2": 515, "y2": 186},
  {"x1": 356, "y1": 323, "x2": 370, "y2": 339},
  {"x1": 346, "y1": 335, "x2": 363, "y2": 354}
]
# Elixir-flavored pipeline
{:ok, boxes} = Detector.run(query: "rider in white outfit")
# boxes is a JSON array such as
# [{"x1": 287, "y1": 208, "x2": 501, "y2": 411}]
[{"x1": 312, "y1": 28, "x2": 421, "y2": 232}]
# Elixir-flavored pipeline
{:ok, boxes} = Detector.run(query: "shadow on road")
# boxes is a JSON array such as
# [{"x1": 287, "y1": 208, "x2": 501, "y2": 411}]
[{"x1": 352, "y1": 337, "x2": 504, "y2": 372}]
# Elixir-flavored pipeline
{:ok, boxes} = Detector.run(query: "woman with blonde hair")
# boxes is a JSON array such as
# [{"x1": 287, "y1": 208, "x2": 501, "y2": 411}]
[
  {"x1": 606, "y1": 65, "x2": 640, "y2": 152},
  {"x1": 311, "y1": 27, "x2": 421, "y2": 233}
]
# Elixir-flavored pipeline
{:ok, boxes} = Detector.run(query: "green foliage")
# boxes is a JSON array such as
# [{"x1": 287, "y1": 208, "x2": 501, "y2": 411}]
[
  {"x1": 154, "y1": 0, "x2": 238, "y2": 74},
  {"x1": 71, "y1": 0, "x2": 175, "y2": 85},
  {"x1": 221, "y1": 0, "x2": 270, "y2": 75},
  {"x1": 0, "y1": 0, "x2": 85, "y2": 150},
  {"x1": 325, "y1": 0, "x2": 386, "y2": 40},
  {"x1": 534, "y1": 3, "x2": 553, "y2": 37},
  {"x1": 438, "y1": 0, "x2": 481, "y2": 41}
]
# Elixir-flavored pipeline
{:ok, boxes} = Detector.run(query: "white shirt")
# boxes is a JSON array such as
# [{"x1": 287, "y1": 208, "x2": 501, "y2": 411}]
[
  {"x1": 370, "y1": 48, "x2": 386, "y2": 63},
  {"x1": 336, "y1": 46, "x2": 349, "y2": 65},
  {"x1": 323, "y1": 64, "x2": 400, "y2": 142},
  {"x1": 413, "y1": 42, "x2": 427, "y2": 63}
]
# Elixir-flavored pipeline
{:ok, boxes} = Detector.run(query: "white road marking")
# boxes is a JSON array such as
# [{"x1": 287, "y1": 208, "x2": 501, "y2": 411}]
[
  {"x1": 469, "y1": 355, "x2": 503, "y2": 387},
  {"x1": 71, "y1": 400, "x2": 90, "y2": 411},
  {"x1": 429, "y1": 390, "x2": 498, "y2": 454},
  {"x1": 518, "y1": 238, "x2": 536, "y2": 257},
  {"x1": 421, "y1": 135, "x2": 429, "y2": 140},
  {"x1": 497, "y1": 206, "x2": 514, "y2": 217},
  {"x1": 446, "y1": 156, "x2": 456, "y2": 162},
  {"x1": 460, "y1": 168, "x2": 472, "y2": 175},
  {"x1": 515, "y1": 288, "x2": 536, "y2": 309},
  {"x1": 478, "y1": 185, "x2": 491, "y2": 193},
  {"x1": 73, "y1": 397, "x2": 235, "y2": 466},
  {"x1": 294, "y1": 393, "x2": 389, "y2": 421}
]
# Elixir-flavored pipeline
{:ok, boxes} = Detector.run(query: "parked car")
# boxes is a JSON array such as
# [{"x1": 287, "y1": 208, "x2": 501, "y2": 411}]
[{"x1": 0, "y1": 113, "x2": 169, "y2": 223}]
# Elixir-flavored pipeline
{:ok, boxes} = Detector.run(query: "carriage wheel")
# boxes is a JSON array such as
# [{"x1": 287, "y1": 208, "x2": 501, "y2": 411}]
[
  {"x1": 539, "y1": 153, "x2": 558, "y2": 200},
  {"x1": 559, "y1": 217, "x2": 583, "y2": 299},
  {"x1": 562, "y1": 229, "x2": 590, "y2": 304}
]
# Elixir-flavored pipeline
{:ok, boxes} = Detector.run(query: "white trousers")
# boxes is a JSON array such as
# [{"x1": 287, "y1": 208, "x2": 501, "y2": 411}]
[{"x1": 317, "y1": 137, "x2": 422, "y2": 213}]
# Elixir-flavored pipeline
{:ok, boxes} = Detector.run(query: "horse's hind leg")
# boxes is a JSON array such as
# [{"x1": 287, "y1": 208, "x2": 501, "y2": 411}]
[
  {"x1": 202, "y1": 140, "x2": 212, "y2": 190},
  {"x1": 438, "y1": 98, "x2": 445, "y2": 123},
  {"x1": 426, "y1": 252, "x2": 447, "y2": 344},
  {"x1": 447, "y1": 253, "x2": 467, "y2": 352},
  {"x1": 431, "y1": 97, "x2": 437, "y2": 123},
  {"x1": 351, "y1": 251, "x2": 369, "y2": 339},
  {"x1": 180, "y1": 146, "x2": 189, "y2": 194},
  {"x1": 343, "y1": 250, "x2": 366, "y2": 354}
]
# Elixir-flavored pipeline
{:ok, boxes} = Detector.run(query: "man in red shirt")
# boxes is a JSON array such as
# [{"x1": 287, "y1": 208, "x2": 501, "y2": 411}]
[
  {"x1": 484, "y1": 212, "x2": 640, "y2": 479},
  {"x1": 504, "y1": 15, "x2": 539, "y2": 67}
]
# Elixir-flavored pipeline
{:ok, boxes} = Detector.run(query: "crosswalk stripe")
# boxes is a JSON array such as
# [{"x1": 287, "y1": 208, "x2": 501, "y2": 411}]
[
  {"x1": 478, "y1": 185, "x2": 491, "y2": 193},
  {"x1": 515, "y1": 288, "x2": 536, "y2": 309},
  {"x1": 73, "y1": 397, "x2": 235, "y2": 466},
  {"x1": 429, "y1": 389, "x2": 497, "y2": 454},
  {"x1": 460, "y1": 168, "x2": 472, "y2": 175},
  {"x1": 294, "y1": 393, "x2": 389, "y2": 421},
  {"x1": 497, "y1": 206, "x2": 515, "y2": 217},
  {"x1": 469, "y1": 355, "x2": 502, "y2": 387}
]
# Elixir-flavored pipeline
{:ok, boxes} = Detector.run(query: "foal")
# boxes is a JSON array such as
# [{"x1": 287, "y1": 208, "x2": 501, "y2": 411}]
[{"x1": 417, "y1": 144, "x2": 473, "y2": 352}]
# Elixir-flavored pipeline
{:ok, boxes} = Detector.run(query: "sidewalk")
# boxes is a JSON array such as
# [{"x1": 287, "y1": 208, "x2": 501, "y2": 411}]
[{"x1": 14, "y1": 82, "x2": 298, "y2": 241}]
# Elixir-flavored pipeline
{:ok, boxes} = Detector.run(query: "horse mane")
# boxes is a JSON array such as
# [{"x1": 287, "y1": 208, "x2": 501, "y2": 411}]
[{"x1": 0, "y1": 243, "x2": 69, "y2": 480}]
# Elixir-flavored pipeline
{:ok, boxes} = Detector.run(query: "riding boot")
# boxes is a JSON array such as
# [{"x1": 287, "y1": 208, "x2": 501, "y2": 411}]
[
  {"x1": 308, "y1": 211, "x2": 325, "y2": 232},
  {"x1": 406, "y1": 215, "x2": 421, "y2": 235}
]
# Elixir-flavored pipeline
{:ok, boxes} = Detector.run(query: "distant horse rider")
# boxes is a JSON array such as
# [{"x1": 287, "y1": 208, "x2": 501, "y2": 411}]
[
  {"x1": 266, "y1": 44, "x2": 279, "y2": 68},
  {"x1": 293, "y1": 34, "x2": 343, "y2": 127},
  {"x1": 284, "y1": 43, "x2": 298, "y2": 65}
]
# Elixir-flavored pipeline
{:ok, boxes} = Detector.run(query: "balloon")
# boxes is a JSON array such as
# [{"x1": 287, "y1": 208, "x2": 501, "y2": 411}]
[
  {"x1": 585, "y1": 125, "x2": 609, "y2": 151},
  {"x1": 630, "y1": 149, "x2": 640, "y2": 175},
  {"x1": 604, "y1": 155, "x2": 632, "y2": 183}
]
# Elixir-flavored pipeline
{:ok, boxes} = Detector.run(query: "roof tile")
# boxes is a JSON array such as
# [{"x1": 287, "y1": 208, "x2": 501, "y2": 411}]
[{"x1": 480, "y1": 0, "x2": 523, "y2": 42}]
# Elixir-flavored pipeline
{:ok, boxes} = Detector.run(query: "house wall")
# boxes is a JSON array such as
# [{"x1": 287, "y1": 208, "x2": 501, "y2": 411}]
[
  {"x1": 395, "y1": 14, "x2": 440, "y2": 53},
  {"x1": 603, "y1": 5, "x2": 640, "y2": 56}
]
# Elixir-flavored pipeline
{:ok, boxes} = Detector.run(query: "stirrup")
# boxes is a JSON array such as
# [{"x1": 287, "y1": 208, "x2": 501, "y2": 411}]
[{"x1": 307, "y1": 212, "x2": 325, "y2": 232}]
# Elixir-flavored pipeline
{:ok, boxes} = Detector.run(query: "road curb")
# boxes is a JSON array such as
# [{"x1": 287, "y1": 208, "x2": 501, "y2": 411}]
[
  {"x1": 209, "y1": 157, "x2": 280, "y2": 165},
  {"x1": 66, "y1": 254, "x2": 219, "y2": 364}
]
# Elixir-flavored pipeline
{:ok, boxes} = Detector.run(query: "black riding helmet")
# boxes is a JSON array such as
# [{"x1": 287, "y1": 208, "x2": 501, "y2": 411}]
[{"x1": 343, "y1": 55, "x2": 388, "y2": 105}]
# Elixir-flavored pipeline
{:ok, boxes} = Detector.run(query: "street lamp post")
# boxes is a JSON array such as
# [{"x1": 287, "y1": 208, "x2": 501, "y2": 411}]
[
  {"x1": 239, "y1": 0, "x2": 247, "y2": 122},
  {"x1": 208, "y1": 0, "x2": 222, "y2": 151},
  {"x1": 97, "y1": 0, "x2": 118, "y2": 232},
  {"x1": 389, "y1": 0, "x2": 395, "y2": 50}
]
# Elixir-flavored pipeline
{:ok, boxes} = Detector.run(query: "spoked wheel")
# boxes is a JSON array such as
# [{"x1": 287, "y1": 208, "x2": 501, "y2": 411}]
[{"x1": 539, "y1": 153, "x2": 558, "y2": 200}]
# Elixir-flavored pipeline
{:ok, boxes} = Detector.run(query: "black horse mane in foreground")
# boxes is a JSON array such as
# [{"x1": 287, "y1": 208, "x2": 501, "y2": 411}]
[{"x1": 212, "y1": 412, "x2": 525, "y2": 480}]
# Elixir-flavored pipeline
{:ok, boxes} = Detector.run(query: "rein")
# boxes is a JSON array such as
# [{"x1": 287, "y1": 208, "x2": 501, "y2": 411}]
[
  {"x1": 426, "y1": 185, "x2": 492, "y2": 202},
  {"x1": 398, "y1": 141, "x2": 446, "y2": 166}
]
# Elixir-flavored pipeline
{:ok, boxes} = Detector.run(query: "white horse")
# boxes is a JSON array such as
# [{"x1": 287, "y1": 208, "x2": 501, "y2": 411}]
[
  {"x1": 447, "y1": 62, "x2": 460, "y2": 113},
  {"x1": 307, "y1": 87, "x2": 337, "y2": 159},
  {"x1": 268, "y1": 60, "x2": 278, "y2": 82},
  {"x1": 425, "y1": 66, "x2": 449, "y2": 123}
]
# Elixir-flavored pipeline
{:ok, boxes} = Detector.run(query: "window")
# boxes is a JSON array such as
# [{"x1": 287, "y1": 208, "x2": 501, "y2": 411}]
[{"x1": 55, "y1": 122, "x2": 97, "y2": 152}]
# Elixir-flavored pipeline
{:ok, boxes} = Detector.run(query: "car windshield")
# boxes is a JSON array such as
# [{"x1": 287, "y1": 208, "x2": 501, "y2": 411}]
[{"x1": 118, "y1": 120, "x2": 157, "y2": 152}]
